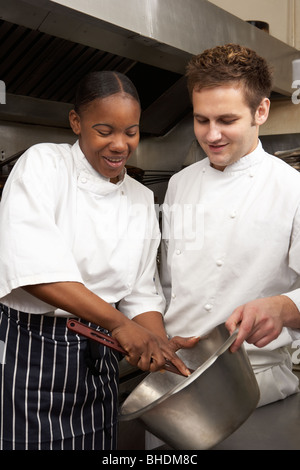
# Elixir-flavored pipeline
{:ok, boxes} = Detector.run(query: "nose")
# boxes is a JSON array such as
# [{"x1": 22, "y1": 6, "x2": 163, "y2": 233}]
[
  {"x1": 206, "y1": 123, "x2": 222, "y2": 143},
  {"x1": 109, "y1": 133, "x2": 128, "y2": 152}
]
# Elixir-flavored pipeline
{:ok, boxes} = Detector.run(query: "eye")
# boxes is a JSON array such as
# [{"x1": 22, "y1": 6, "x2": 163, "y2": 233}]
[
  {"x1": 220, "y1": 118, "x2": 238, "y2": 125},
  {"x1": 126, "y1": 131, "x2": 138, "y2": 137},
  {"x1": 195, "y1": 117, "x2": 208, "y2": 124},
  {"x1": 126, "y1": 126, "x2": 139, "y2": 137},
  {"x1": 96, "y1": 130, "x2": 111, "y2": 137}
]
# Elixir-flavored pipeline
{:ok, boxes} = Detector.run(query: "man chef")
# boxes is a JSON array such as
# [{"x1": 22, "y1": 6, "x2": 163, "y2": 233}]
[{"x1": 160, "y1": 43, "x2": 300, "y2": 407}]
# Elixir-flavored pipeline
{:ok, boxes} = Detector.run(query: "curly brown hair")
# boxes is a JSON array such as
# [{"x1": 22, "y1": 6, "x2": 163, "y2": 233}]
[{"x1": 186, "y1": 44, "x2": 273, "y2": 116}]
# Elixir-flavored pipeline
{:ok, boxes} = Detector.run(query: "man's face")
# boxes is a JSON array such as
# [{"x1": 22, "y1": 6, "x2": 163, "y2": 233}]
[{"x1": 192, "y1": 84, "x2": 269, "y2": 171}]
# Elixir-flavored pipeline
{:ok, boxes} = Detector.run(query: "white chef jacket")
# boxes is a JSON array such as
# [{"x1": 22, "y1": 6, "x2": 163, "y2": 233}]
[
  {"x1": 0, "y1": 141, "x2": 165, "y2": 319},
  {"x1": 161, "y1": 141, "x2": 300, "y2": 406}
]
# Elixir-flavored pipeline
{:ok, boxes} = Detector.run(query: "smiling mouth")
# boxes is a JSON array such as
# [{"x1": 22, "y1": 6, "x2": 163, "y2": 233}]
[
  {"x1": 208, "y1": 143, "x2": 228, "y2": 151},
  {"x1": 103, "y1": 156, "x2": 126, "y2": 167}
]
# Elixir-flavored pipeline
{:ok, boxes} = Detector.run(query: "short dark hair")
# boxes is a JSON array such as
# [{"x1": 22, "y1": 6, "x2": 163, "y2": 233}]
[
  {"x1": 186, "y1": 44, "x2": 273, "y2": 115},
  {"x1": 74, "y1": 71, "x2": 140, "y2": 113}
]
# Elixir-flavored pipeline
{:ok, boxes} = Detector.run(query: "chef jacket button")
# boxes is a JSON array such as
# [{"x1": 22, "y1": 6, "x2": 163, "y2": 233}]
[
  {"x1": 171, "y1": 293, "x2": 176, "y2": 299},
  {"x1": 216, "y1": 259, "x2": 223, "y2": 266},
  {"x1": 249, "y1": 171, "x2": 254, "y2": 177},
  {"x1": 230, "y1": 210, "x2": 236, "y2": 218},
  {"x1": 176, "y1": 249, "x2": 181, "y2": 255},
  {"x1": 204, "y1": 303, "x2": 212, "y2": 311},
  {"x1": 80, "y1": 177, "x2": 87, "y2": 183}
]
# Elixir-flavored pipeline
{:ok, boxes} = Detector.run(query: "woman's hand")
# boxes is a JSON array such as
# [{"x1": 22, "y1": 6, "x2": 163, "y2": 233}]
[
  {"x1": 111, "y1": 321, "x2": 197, "y2": 376},
  {"x1": 112, "y1": 313, "x2": 199, "y2": 376},
  {"x1": 111, "y1": 320, "x2": 167, "y2": 371},
  {"x1": 22, "y1": 282, "x2": 199, "y2": 376}
]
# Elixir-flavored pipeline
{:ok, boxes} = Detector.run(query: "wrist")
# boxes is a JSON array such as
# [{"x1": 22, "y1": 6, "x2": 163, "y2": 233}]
[
  {"x1": 132, "y1": 311, "x2": 168, "y2": 340},
  {"x1": 280, "y1": 295, "x2": 300, "y2": 329}
]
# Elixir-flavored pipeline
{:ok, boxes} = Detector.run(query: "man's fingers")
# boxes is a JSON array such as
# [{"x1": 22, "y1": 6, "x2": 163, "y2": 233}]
[{"x1": 225, "y1": 305, "x2": 244, "y2": 334}]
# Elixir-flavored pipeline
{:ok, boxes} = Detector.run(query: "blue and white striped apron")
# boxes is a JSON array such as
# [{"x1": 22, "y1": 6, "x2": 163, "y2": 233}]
[{"x1": 0, "y1": 303, "x2": 119, "y2": 450}]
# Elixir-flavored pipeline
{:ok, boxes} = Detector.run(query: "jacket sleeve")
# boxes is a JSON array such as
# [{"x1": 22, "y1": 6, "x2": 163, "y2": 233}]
[
  {"x1": 0, "y1": 145, "x2": 83, "y2": 300},
  {"x1": 281, "y1": 203, "x2": 300, "y2": 340},
  {"x1": 117, "y1": 194, "x2": 166, "y2": 319}
]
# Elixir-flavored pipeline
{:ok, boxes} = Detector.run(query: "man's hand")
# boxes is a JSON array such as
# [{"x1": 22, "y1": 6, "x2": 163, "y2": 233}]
[{"x1": 225, "y1": 295, "x2": 300, "y2": 352}]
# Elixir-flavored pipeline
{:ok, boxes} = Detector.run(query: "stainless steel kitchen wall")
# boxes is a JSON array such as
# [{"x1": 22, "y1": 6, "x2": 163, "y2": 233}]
[{"x1": 1, "y1": 0, "x2": 300, "y2": 199}]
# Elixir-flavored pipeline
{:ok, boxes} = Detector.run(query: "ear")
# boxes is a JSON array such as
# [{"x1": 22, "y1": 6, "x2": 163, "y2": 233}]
[
  {"x1": 254, "y1": 98, "x2": 270, "y2": 126},
  {"x1": 69, "y1": 110, "x2": 81, "y2": 135}
]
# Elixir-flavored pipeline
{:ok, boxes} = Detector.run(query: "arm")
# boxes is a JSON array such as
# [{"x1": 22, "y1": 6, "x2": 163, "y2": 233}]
[
  {"x1": 227, "y1": 198, "x2": 300, "y2": 352},
  {"x1": 226, "y1": 295, "x2": 300, "y2": 352},
  {"x1": 23, "y1": 282, "x2": 192, "y2": 375}
]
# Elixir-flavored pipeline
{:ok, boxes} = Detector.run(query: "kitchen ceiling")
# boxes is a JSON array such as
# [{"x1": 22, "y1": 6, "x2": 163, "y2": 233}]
[
  {"x1": 1, "y1": 0, "x2": 299, "y2": 138},
  {"x1": 0, "y1": 19, "x2": 191, "y2": 136}
]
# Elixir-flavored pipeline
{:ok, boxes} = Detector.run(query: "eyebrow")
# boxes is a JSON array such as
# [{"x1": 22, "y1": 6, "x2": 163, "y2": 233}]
[
  {"x1": 193, "y1": 113, "x2": 239, "y2": 119},
  {"x1": 92, "y1": 123, "x2": 140, "y2": 129}
]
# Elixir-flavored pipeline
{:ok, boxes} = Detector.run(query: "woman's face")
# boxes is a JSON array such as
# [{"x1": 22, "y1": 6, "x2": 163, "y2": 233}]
[{"x1": 69, "y1": 93, "x2": 141, "y2": 183}]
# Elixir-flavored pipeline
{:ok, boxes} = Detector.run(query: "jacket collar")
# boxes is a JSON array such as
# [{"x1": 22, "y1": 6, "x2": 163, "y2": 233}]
[
  {"x1": 72, "y1": 140, "x2": 126, "y2": 196},
  {"x1": 205, "y1": 140, "x2": 264, "y2": 175}
]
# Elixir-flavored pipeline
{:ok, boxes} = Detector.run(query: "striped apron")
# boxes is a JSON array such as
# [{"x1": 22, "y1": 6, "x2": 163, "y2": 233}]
[{"x1": 0, "y1": 303, "x2": 119, "y2": 450}]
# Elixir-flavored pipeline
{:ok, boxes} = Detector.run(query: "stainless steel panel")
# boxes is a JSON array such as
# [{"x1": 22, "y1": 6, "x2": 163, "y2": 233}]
[
  {"x1": 42, "y1": 0, "x2": 300, "y2": 94},
  {"x1": 1, "y1": 0, "x2": 300, "y2": 94}
]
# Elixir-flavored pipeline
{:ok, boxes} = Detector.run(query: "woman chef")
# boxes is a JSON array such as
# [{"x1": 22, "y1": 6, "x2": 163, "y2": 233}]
[{"x1": 0, "y1": 71, "x2": 194, "y2": 450}]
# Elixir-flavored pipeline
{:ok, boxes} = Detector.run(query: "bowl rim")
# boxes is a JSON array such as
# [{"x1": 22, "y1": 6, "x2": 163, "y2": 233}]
[{"x1": 119, "y1": 328, "x2": 239, "y2": 421}]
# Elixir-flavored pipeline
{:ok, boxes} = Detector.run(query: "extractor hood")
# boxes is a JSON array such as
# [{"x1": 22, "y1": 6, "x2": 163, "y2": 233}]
[{"x1": 1, "y1": 0, "x2": 299, "y2": 136}]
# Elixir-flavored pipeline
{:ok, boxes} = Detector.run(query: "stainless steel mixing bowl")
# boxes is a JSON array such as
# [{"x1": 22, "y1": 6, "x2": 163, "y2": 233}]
[{"x1": 119, "y1": 323, "x2": 260, "y2": 450}]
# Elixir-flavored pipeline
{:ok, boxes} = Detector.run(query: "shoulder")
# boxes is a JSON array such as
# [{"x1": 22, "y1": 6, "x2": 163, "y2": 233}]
[
  {"x1": 124, "y1": 174, "x2": 155, "y2": 201},
  {"x1": 10, "y1": 143, "x2": 74, "y2": 178},
  {"x1": 21, "y1": 142, "x2": 72, "y2": 165},
  {"x1": 5, "y1": 143, "x2": 75, "y2": 193},
  {"x1": 265, "y1": 152, "x2": 300, "y2": 184},
  {"x1": 167, "y1": 159, "x2": 207, "y2": 193},
  {"x1": 262, "y1": 152, "x2": 300, "y2": 210},
  {"x1": 171, "y1": 160, "x2": 206, "y2": 182}
]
